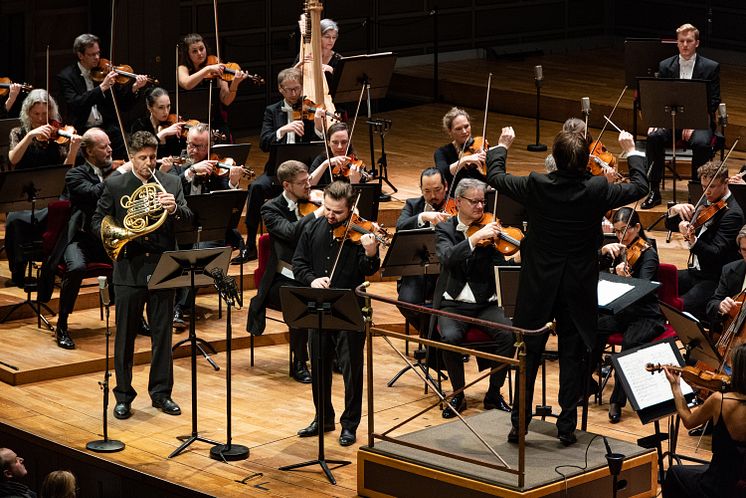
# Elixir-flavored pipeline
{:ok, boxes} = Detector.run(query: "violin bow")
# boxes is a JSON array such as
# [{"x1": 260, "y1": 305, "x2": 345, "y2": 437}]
[
  {"x1": 328, "y1": 192, "x2": 363, "y2": 284},
  {"x1": 590, "y1": 85, "x2": 627, "y2": 157},
  {"x1": 213, "y1": 0, "x2": 221, "y2": 63},
  {"x1": 691, "y1": 137, "x2": 740, "y2": 213},
  {"x1": 45, "y1": 45, "x2": 50, "y2": 125},
  {"x1": 480, "y1": 73, "x2": 492, "y2": 152},
  {"x1": 175, "y1": 45, "x2": 180, "y2": 120}
]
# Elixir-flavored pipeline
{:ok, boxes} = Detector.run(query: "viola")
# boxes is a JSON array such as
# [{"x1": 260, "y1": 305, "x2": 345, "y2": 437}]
[
  {"x1": 35, "y1": 120, "x2": 80, "y2": 145},
  {"x1": 646, "y1": 363, "x2": 731, "y2": 393},
  {"x1": 331, "y1": 153, "x2": 371, "y2": 181},
  {"x1": 90, "y1": 58, "x2": 159, "y2": 86},
  {"x1": 332, "y1": 213, "x2": 391, "y2": 247},
  {"x1": 715, "y1": 289, "x2": 746, "y2": 370},
  {"x1": 208, "y1": 153, "x2": 255, "y2": 180},
  {"x1": 690, "y1": 198, "x2": 727, "y2": 231},
  {"x1": 157, "y1": 114, "x2": 197, "y2": 139},
  {"x1": 625, "y1": 237, "x2": 651, "y2": 268},
  {"x1": 462, "y1": 136, "x2": 489, "y2": 176},
  {"x1": 465, "y1": 213, "x2": 523, "y2": 256},
  {"x1": 298, "y1": 198, "x2": 321, "y2": 217},
  {"x1": 0, "y1": 77, "x2": 32, "y2": 96},
  {"x1": 292, "y1": 98, "x2": 341, "y2": 122},
  {"x1": 441, "y1": 198, "x2": 458, "y2": 216},
  {"x1": 205, "y1": 55, "x2": 264, "y2": 85}
]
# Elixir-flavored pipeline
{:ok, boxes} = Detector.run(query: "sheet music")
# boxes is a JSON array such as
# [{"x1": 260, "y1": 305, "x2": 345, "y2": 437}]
[
  {"x1": 616, "y1": 341, "x2": 694, "y2": 410},
  {"x1": 597, "y1": 279, "x2": 634, "y2": 306}
]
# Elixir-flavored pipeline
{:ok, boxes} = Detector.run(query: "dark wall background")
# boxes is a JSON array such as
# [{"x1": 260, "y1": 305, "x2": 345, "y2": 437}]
[{"x1": 2, "y1": 0, "x2": 744, "y2": 133}]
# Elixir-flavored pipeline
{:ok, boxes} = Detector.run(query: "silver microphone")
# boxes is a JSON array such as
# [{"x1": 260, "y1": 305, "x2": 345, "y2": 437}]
[
  {"x1": 581, "y1": 97, "x2": 591, "y2": 115},
  {"x1": 719, "y1": 103, "x2": 728, "y2": 126},
  {"x1": 98, "y1": 276, "x2": 110, "y2": 306},
  {"x1": 534, "y1": 65, "x2": 543, "y2": 81}
]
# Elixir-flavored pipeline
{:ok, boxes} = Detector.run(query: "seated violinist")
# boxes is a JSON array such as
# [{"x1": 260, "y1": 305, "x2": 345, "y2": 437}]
[
  {"x1": 661, "y1": 343, "x2": 746, "y2": 498},
  {"x1": 666, "y1": 162, "x2": 743, "y2": 322},
  {"x1": 596, "y1": 207, "x2": 665, "y2": 423},
  {"x1": 434, "y1": 107, "x2": 487, "y2": 190},
  {"x1": 434, "y1": 178, "x2": 515, "y2": 418},
  {"x1": 395, "y1": 168, "x2": 451, "y2": 335},
  {"x1": 706, "y1": 225, "x2": 746, "y2": 330},
  {"x1": 130, "y1": 87, "x2": 185, "y2": 159},
  {"x1": 309, "y1": 122, "x2": 367, "y2": 185}
]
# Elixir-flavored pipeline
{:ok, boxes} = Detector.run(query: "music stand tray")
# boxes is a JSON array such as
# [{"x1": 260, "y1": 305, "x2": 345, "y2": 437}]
[
  {"x1": 381, "y1": 228, "x2": 439, "y2": 278},
  {"x1": 598, "y1": 272, "x2": 660, "y2": 315},
  {"x1": 267, "y1": 142, "x2": 326, "y2": 177},
  {"x1": 485, "y1": 191, "x2": 527, "y2": 227},
  {"x1": 330, "y1": 52, "x2": 397, "y2": 103},
  {"x1": 728, "y1": 184, "x2": 746, "y2": 214},
  {"x1": 637, "y1": 78, "x2": 710, "y2": 131},
  {"x1": 0, "y1": 118, "x2": 20, "y2": 147},
  {"x1": 175, "y1": 190, "x2": 249, "y2": 245},
  {"x1": 623, "y1": 38, "x2": 677, "y2": 86},
  {"x1": 0, "y1": 165, "x2": 67, "y2": 212},
  {"x1": 211, "y1": 143, "x2": 251, "y2": 166},
  {"x1": 659, "y1": 301, "x2": 721, "y2": 368}
]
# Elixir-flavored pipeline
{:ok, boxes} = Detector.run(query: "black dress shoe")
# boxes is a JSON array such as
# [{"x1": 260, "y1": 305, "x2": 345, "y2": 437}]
[
  {"x1": 55, "y1": 326, "x2": 75, "y2": 350},
  {"x1": 292, "y1": 360, "x2": 312, "y2": 384},
  {"x1": 608, "y1": 402, "x2": 622, "y2": 423},
  {"x1": 641, "y1": 191, "x2": 662, "y2": 210},
  {"x1": 339, "y1": 428, "x2": 356, "y2": 446},
  {"x1": 558, "y1": 431, "x2": 577, "y2": 446},
  {"x1": 173, "y1": 307, "x2": 187, "y2": 330},
  {"x1": 688, "y1": 424, "x2": 713, "y2": 437},
  {"x1": 507, "y1": 426, "x2": 520, "y2": 444},
  {"x1": 297, "y1": 419, "x2": 335, "y2": 437},
  {"x1": 139, "y1": 317, "x2": 151, "y2": 337},
  {"x1": 231, "y1": 247, "x2": 257, "y2": 265},
  {"x1": 152, "y1": 397, "x2": 181, "y2": 415},
  {"x1": 113, "y1": 402, "x2": 132, "y2": 420},
  {"x1": 484, "y1": 393, "x2": 511, "y2": 412},
  {"x1": 442, "y1": 395, "x2": 466, "y2": 419}
]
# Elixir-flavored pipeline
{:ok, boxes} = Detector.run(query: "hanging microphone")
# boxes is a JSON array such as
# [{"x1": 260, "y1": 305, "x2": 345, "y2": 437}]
[
  {"x1": 581, "y1": 97, "x2": 591, "y2": 116},
  {"x1": 719, "y1": 103, "x2": 728, "y2": 126},
  {"x1": 98, "y1": 276, "x2": 110, "y2": 306},
  {"x1": 602, "y1": 436, "x2": 625, "y2": 477}
]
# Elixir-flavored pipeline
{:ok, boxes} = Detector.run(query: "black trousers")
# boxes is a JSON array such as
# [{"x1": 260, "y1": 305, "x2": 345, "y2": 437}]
[
  {"x1": 266, "y1": 275, "x2": 308, "y2": 363},
  {"x1": 113, "y1": 284, "x2": 175, "y2": 404},
  {"x1": 678, "y1": 268, "x2": 717, "y2": 323},
  {"x1": 244, "y1": 174, "x2": 281, "y2": 247},
  {"x1": 646, "y1": 127, "x2": 714, "y2": 187},
  {"x1": 175, "y1": 240, "x2": 226, "y2": 312},
  {"x1": 58, "y1": 233, "x2": 109, "y2": 319},
  {"x1": 4, "y1": 208, "x2": 48, "y2": 285},
  {"x1": 397, "y1": 275, "x2": 437, "y2": 336},
  {"x1": 437, "y1": 300, "x2": 514, "y2": 396},
  {"x1": 309, "y1": 328, "x2": 365, "y2": 432}
]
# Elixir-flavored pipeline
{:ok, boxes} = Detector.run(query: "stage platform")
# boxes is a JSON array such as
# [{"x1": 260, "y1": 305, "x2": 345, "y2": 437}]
[{"x1": 358, "y1": 411, "x2": 656, "y2": 498}]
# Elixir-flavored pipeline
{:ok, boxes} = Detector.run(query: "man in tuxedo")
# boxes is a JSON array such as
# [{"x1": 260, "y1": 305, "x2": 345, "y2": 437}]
[
  {"x1": 487, "y1": 127, "x2": 648, "y2": 445},
  {"x1": 56, "y1": 33, "x2": 147, "y2": 159},
  {"x1": 396, "y1": 167, "x2": 450, "y2": 335},
  {"x1": 642, "y1": 23, "x2": 720, "y2": 208},
  {"x1": 92, "y1": 131, "x2": 192, "y2": 420},
  {"x1": 667, "y1": 162, "x2": 743, "y2": 322},
  {"x1": 0, "y1": 448, "x2": 34, "y2": 498},
  {"x1": 237, "y1": 67, "x2": 323, "y2": 263},
  {"x1": 707, "y1": 225, "x2": 746, "y2": 330},
  {"x1": 247, "y1": 160, "x2": 325, "y2": 383},
  {"x1": 292, "y1": 181, "x2": 380, "y2": 447}
]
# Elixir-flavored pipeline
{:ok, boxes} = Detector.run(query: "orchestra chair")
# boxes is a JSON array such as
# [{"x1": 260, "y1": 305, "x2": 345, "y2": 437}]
[
  {"x1": 596, "y1": 262, "x2": 681, "y2": 404},
  {"x1": 40, "y1": 200, "x2": 112, "y2": 321},
  {"x1": 249, "y1": 233, "x2": 293, "y2": 375}
]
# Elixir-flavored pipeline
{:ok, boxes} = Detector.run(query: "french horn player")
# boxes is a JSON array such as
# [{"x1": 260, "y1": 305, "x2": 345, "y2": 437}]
[{"x1": 92, "y1": 130, "x2": 192, "y2": 421}]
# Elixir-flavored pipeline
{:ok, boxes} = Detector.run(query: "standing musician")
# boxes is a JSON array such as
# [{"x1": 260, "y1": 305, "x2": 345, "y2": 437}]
[
  {"x1": 642, "y1": 23, "x2": 720, "y2": 209},
  {"x1": 661, "y1": 344, "x2": 746, "y2": 498},
  {"x1": 177, "y1": 33, "x2": 248, "y2": 140},
  {"x1": 292, "y1": 180, "x2": 380, "y2": 447},
  {"x1": 487, "y1": 127, "x2": 648, "y2": 445},
  {"x1": 434, "y1": 178, "x2": 515, "y2": 417},
  {"x1": 396, "y1": 168, "x2": 451, "y2": 335},
  {"x1": 666, "y1": 161, "x2": 743, "y2": 322},
  {"x1": 434, "y1": 107, "x2": 487, "y2": 190},
  {"x1": 308, "y1": 122, "x2": 366, "y2": 185},
  {"x1": 130, "y1": 87, "x2": 185, "y2": 159},
  {"x1": 57, "y1": 34, "x2": 147, "y2": 159},
  {"x1": 91, "y1": 131, "x2": 192, "y2": 420},
  {"x1": 706, "y1": 225, "x2": 746, "y2": 330},
  {"x1": 596, "y1": 207, "x2": 665, "y2": 423},
  {"x1": 247, "y1": 160, "x2": 326, "y2": 384},
  {"x1": 239, "y1": 67, "x2": 324, "y2": 263}
]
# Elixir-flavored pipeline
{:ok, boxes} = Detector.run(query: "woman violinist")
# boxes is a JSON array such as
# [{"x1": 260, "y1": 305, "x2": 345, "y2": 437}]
[
  {"x1": 177, "y1": 33, "x2": 248, "y2": 140},
  {"x1": 309, "y1": 122, "x2": 366, "y2": 185},
  {"x1": 8, "y1": 89, "x2": 81, "y2": 169},
  {"x1": 661, "y1": 343, "x2": 746, "y2": 498},
  {"x1": 434, "y1": 107, "x2": 487, "y2": 189},
  {"x1": 596, "y1": 207, "x2": 665, "y2": 423},
  {"x1": 129, "y1": 87, "x2": 185, "y2": 159}
]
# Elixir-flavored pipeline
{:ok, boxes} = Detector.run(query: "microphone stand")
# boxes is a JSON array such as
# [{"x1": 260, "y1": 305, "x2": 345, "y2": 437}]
[
  {"x1": 603, "y1": 436, "x2": 625, "y2": 498},
  {"x1": 527, "y1": 65, "x2": 547, "y2": 152},
  {"x1": 87, "y1": 277, "x2": 125, "y2": 453},
  {"x1": 719, "y1": 103, "x2": 727, "y2": 161}
]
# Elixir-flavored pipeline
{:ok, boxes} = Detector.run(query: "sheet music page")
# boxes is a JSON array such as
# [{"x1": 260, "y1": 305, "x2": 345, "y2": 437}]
[
  {"x1": 616, "y1": 342, "x2": 694, "y2": 410},
  {"x1": 598, "y1": 279, "x2": 634, "y2": 306}
]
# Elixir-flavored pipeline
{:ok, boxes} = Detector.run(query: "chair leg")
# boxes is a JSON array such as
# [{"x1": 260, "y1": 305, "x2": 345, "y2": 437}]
[
  {"x1": 250, "y1": 334, "x2": 255, "y2": 367},
  {"x1": 288, "y1": 331, "x2": 294, "y2": 378},
  {"x1": 404, "y1": 318, "x2": 410, "y2": 357}
]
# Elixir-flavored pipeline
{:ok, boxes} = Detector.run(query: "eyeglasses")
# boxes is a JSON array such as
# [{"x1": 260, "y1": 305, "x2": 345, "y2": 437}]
[
  {"x1": 280, "y1": 85, "x2": 302, "y2": 94},
  {"x1": 186, "y1": 142, "x2": 207, "y2": 150},
  {"x1": 459, "y1": 196, "x2": 484, "y2": 207}
]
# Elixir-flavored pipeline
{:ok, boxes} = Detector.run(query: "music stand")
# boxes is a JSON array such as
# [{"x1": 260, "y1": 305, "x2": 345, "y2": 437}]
[
  {"x1": 728, "y1": 184, "x2": 746, "y2": 214},
  {"x1": 0, "y1": 165, "x2": 67, "y2": 328},
  {"x1": 637, "y1": 78, "x2": 710, "y2": 203},
  {"x1": 148, "y1": 246, "x2": 232, "y2": 459},
  {"x1": 211, "y1": 143, "x2": 251, "y2": 166},
  {"x1": 0, "y1": 118, "x2": 20, "y2": 171},
  {"x1": 351, "y1": 183, "x2": 381, "y2": 221},
  {"x1": 659, "y1": 302, "x2": 721, "y2": 369},
  {"x1": 485, "y1": 191, "x2": 527, "y2": 229},
  {"x1": 331, "y1": 52, "x2": 397, "y2": 198},
  {"x1": 278, "y1": 286, "x2": 363, "y2": 485},
  {"x1": 267, "y1": 142, "x2": 326, "y2": 177}
]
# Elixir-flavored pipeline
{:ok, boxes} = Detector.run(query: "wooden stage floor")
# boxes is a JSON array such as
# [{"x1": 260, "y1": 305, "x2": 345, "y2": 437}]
[{"x1": 0, "y1": 45, "x2": 734, "y2": 496}]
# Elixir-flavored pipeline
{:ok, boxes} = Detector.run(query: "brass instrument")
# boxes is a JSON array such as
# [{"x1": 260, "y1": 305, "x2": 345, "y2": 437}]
[{"x1": 101, "y1": 182, "x2": 168, "y2": 260}]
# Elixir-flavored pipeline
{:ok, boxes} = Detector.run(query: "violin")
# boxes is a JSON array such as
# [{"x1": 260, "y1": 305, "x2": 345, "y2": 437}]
[
  {"x1": 646, "y1": 363, "x2": 731, "y2": 393},
  {"x1": 330, "y1": 153, "x2": 371, "y2": 181},
  {"x1": 462, "y1": 136, "x2": 489, "y2": 176},
  {"x1": 332, "y1": 213, "x2": 392, "y2": 247},
  {"x1": 157, "y1": 114, "x2": 197, "y2": 139},
  {"x1": 690, "y1": 198, "x2": 727, "y2": 231},
  {"x1": 298, "y1": 198, "x2": 321, "y2": 217},
  {"x1": 715, "y1": 289, "x2": 746, "y2": 370},
  {"x1": 35, "y1": 120, "x2": 80, "y2": 145},
  {"x1": 624, "y1": 237, "x2": 651, "y2": 268},
  {"x1": 465, "y1": 212, "x2": 523, "y2": 256},
  {"x1": 208, "y1": 153, "x2": 256, "y2": 180},
  {"x1": 440, "y1": 198, "x2": 458, "y2": 216},
  {"x1": 205, "y1": 55, "x2": 265, "y2": 85},
  {"x1": 292, "y1": 98, "x2": 341, "y2": 123},
  {"x1": 0, "y1": 77, "x2": 32, "y2": 96},
  {"x1": 90, "y1": 58, "x2": 159, "y2": 86}
]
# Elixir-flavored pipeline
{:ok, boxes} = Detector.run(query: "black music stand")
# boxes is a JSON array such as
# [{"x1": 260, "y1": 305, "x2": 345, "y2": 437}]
[
  {"x1": 659, "y1": 302, "x2": 721, "y2": 369},
  {"x1": 637, "y1": 78, "x2": 709, "y2": 203},
  {"x1": 351, "y1": 183, "x2": 381, "y2": 221},
  {"x1": 148, "y1": 246, "x2": 232, "y2": 458},
  {"x1": 331, "y1": 52, "x2": 397, "y2": 199},
  {"x1": 485, "y1": 191, "x2": 528, "y2": 229},
  {"x1": 267, "y1": 142, "x2": 326, "y2": 177},
  {"x1": 211, "y1": 143, "x2": 251, "y2": 166},
  {"x1": 0, "y1": 118, "x2": 20, "y2": 172},
  {"x1": 728, "y1": 184, "x2": 746, "y2": 214},
  {"x1": 0, "y1": 165, "x2": 67, "y2": 328},
  {"x1": 278, "y1": 286, "x2": 363, "y2": 485}
]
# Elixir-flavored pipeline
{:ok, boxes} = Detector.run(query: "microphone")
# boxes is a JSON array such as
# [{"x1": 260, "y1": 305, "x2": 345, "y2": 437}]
[
  {"x1": 602, "y1": 436, "x2": 625, "y2": 477},
  {"x1": 534, "y1": 65, "x2": 543, "y2": 81},
  {"x1": 581, "y1": 97, "x2": 591, "y2": 116},
  {"x1": 719, "y1": 103, "x2": 728, "y2": 126},
  {"x1": 98, "y1": 276, "x2": 110, "y2": 307}
]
